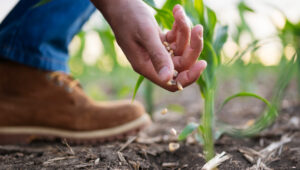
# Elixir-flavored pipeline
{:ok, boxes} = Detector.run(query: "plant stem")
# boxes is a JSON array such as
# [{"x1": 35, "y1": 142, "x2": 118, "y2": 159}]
[
  {"x1": 202, "y1": 88, "x2": 215, "y2": 161},
  {"x1": 144, "y1": 79, "x2": 154, "y2": 116}
]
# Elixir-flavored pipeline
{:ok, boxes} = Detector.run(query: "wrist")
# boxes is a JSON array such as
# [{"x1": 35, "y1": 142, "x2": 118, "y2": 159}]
[{"x1": 90, "y1": 0, "x2": 141, "y2": 28}]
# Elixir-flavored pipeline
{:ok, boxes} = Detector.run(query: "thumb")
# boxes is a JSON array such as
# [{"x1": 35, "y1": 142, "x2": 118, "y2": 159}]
[{"x1": 141, "y1": 31, "x2": 174, "y2": 82}]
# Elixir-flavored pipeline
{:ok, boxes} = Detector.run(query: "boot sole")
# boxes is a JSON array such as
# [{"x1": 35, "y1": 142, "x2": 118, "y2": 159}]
[{"x1": 0, "y1": 114, "x2": 151, "y2": 145}]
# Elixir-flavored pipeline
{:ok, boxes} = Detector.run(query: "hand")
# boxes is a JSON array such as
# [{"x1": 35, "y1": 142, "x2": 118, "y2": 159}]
[{"x1": 92, "y1": 0, "x2": 206, "y2": 91}]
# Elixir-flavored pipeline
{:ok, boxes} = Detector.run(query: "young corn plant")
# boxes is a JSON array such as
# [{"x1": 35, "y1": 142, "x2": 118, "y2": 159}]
[
  {"x1": 278, "y1": 18, "x2": 300, "y2": 94},
  {"x1": 134, "y1": 0, "x2": 297, "y2": 161}
]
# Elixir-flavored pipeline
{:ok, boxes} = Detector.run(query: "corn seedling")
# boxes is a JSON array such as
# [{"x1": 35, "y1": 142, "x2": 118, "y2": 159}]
[
  {"x1": 132, "y1": 0, "x2": 297, "y2": 162},
  {"x1": 278, "y1": 16, "x2": 300, "y2": 95}
]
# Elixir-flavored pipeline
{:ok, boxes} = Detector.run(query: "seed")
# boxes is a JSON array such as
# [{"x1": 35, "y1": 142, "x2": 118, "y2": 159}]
[
  {"x1": 169, "y1": 142, "x2": 180, "y2": 152},
  {"x1": 161, "y1": 108, "x2": 168, "y2": 115},
  {"x1": 177, "y1": 82, "x2": 183, "y2": 91},
  {"x1": 167, "y1": 79, "x2": 176, "y2": 86},
  {"x1": 166, "y1": 46, "x2": 171, "y2": 51},
  {"x1": 169, "y1": 50, "x2": 174, "y2": 57},
  {"x1": 163, "y1": 41, "x2": 169, "y2": 47},
  {"x1": 173, "y1": 70, "x2": 178, "y2": 78},
  {"x1": 170, "y1": 128, "x2": 177, "y2": 136},
  {"x1": 94, "y1": 158, "x2": 100, "y2": 165}
]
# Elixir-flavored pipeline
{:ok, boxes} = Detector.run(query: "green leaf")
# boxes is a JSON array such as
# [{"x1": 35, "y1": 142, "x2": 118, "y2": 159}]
[
  {"x1": 216, "y1": 92, "x2": 276, "y2": 137},
  {"x1": 97, "y1": 29, "x2": 119, "y2": 68},
  {"x1": 205, "y1": 7, "x2": 217, "y2": 40},
  {"x1": 226, "y1": 39, "x2": 259, "y2": 65},
  {"x1": 238, "y1": 1, "x2": 254, "y2": 13},
  {"x1": 194, "y1": 132, "x2": 204, "y2": 144},
  {"x1": 201, "y1": 41, "x2": 219, "y2": 80},
  {"x1": 178, "y1": 122, "x2": 199, "y2": 141},
  {"x1": 213, "y1": 26, "x2": 228, "y2": 57},
  {"x1": 196, "y1": 76, "x2": 207, "y2": 98},
  {"x1": 143, "y1": 0, "x2": 156, "y2": 8},
  {"x1": 217, "y1": 54, "x2": 297, "y2": 137},
  {"x1": 162, "y1": 0, "x2": 182, "y2": 11},
  {"x1": 32, "y1": 0, "x2": 52, "y2": 8},
  {"x1": 144, "y1": 79, "x2": 154, "y2": 114},
  {"x1": 155, "y1": 9, "x2": 174, "y2": 29},
  {"x1": 183, "y1": 0, "x2": 201, "y2": 25},
  {"x1": 218, "y1": 92, "x2": 272, "y2": 112},
  {"x1": 194, "y1": 0, "x2": 204, "y2": 21},
  {"x1": 132, "y1": 76, "x2": 145, "y2": 101},
  {"x1": 198, "y1": 124, "x2": 204, "y2": 134}
]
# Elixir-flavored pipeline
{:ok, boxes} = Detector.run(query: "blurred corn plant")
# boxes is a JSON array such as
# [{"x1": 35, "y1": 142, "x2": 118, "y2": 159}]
[
  {"x1": 278, "y1": 17, "x2": 300, "y2": 93},
  {"x1": 132, "y1": 0, "x2": 297, "y2": 161},
  {"x1": 231, "y1": 0, "x2": 257, "y2": 92}
]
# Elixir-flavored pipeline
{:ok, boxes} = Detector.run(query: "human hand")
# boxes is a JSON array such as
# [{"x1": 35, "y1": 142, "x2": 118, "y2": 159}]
[{"x1": 92, "y1": 0, "x2": 206, "y2": 91}]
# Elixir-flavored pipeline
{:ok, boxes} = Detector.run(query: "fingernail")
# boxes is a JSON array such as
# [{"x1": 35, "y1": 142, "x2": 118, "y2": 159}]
[
  {"x1": 200, "y1": 60, "x2": 207, "y2": 72},
  {"x1": 159, "y1": 66, "x2": 171, "y2": 81}
]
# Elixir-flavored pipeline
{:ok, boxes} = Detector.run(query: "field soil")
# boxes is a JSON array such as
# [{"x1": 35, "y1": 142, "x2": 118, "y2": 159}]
[{"x1": 0, "y1": 83, "x2": 300, "y2": 169}]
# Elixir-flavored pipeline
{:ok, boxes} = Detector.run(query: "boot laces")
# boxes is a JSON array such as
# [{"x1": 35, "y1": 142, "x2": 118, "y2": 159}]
[{"x1": 48, "y1": 72, "x2": 81, "y2": 92}]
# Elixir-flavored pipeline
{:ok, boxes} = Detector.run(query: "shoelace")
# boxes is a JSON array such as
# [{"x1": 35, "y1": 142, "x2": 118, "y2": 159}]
[{"x1": 48, "y1": 71, "x2": 80, "y2": 92}]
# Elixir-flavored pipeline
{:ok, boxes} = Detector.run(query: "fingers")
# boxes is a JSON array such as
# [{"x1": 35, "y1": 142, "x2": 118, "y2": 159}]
[
  {"x1": 136, "y1": 60, "x2": 206, "y2": 92},
  {"x1": 166, "y1": 21, "x2": 176, "y2": 42},
  {"x1": 173, "y1": 25, "x2": 204, "y2": 71},
  {"x1": 138, "y1": 25, "x2": 174, "y2": 82},
  {"x1": 175, "y1": 60, "x2": 207, "y2": 88},
  {"x1": 173, "y1": 5, "x2": 190, "y2": 56},
  {"x1": 166, "y1": 5, "x2": 190, "y2": 56}
]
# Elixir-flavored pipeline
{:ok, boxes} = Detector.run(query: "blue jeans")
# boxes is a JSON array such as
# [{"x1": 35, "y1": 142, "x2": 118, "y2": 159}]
[{"x1": 0, "y1": 0, "x2": 95, "y2": 72}]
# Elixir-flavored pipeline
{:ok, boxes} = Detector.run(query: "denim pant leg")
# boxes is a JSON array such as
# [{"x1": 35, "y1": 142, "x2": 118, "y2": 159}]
[{"x1": 0, "y1": 0, "x2": 96, "y2": 72}]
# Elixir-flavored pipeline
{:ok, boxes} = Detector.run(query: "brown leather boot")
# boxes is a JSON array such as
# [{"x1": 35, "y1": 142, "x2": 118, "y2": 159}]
[{"x1": 0, "y1": 60, "x2": 151, "y2": 144}]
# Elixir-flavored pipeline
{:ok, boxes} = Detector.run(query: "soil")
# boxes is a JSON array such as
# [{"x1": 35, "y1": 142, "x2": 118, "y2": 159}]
[{"x1": 1, "y1": 84, "x2": 300, "y2": 169}]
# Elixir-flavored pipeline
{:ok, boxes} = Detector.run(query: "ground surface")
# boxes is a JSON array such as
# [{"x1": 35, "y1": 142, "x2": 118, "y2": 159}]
[{"x1": 1, "y1": 79, "x2": 300, "y2": 169}]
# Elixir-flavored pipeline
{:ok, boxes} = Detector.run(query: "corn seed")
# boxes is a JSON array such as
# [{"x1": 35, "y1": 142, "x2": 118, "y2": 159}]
[
  {"x1": 170, "y1": 128, "x2": 177, "y2": 136},
  {"x1": 168, "y1": 142, "x2": 180, "y2": 152},
  {"x1": 163, "y1": 41, "x2": 169, "y2": 47},
  {"x1": 173, "y1": 70, "x2": 178, "y2": 78},
  {"x1": 169, "y1": 50, "x2": 174, "y2": 57},
  {"x1": 161, "y1": 108, "x2": 168, "y2": 115},
  {"x1": 177, "y1": 82, "x2": 183, "y2": 91},
  {"x1": 167, "y1": 79, "x2": 176, "y2": 86}
]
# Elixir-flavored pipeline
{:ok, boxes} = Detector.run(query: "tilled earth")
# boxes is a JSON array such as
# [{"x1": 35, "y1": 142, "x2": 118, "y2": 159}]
[
  {"x1": 1, "y1": 82, "x2": 300, "y2": 169},
  {"x1": 0, "y1": 105, "x2": 299, "y2": 169}
]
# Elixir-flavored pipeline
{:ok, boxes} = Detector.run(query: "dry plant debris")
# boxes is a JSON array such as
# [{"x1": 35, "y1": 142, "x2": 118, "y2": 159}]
[
  {"x1": 117, "y1": 151, "x2": 127, "y2": 164},
  {"x1": 62, "y1": 138, "x2": 75, "y2": 155},
  {"x1": 128, "y1": 160, "x2": 140, "y2": 170},
  {"x1": 118, "y1": 136, "x2": 137, "y2": 152},
  {"x1": 239, "y1": 134, "x2": 293, "y2": 169},
  {"x1": 162, "y1": 162, "x2": 179, "y2": 167},
  {"x1": 201, "y1": 151, "x2": 231, "y2": 170},
  {"x1": 43, "y1": 156, "x2": 76, "y2": 165}
]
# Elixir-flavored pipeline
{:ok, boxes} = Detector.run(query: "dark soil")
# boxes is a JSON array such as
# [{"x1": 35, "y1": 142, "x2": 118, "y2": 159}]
[
  {"x1": 1, "y1": 83, "x2": 300, "y2": 169},
  {"x1": 0, "y1": 105, "x2": 299, "y2": 170}
]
